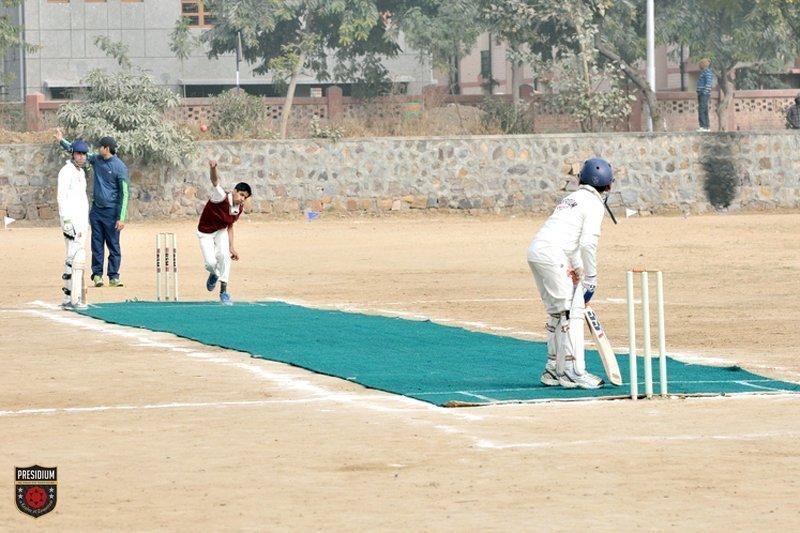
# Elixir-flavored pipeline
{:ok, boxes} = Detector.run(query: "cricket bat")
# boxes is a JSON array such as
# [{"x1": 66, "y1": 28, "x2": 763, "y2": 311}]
[{"x1": 585, "y1": 306, "x2": 622, "y2": 386}]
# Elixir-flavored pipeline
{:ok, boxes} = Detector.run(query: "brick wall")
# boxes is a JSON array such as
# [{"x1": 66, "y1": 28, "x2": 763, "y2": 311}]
[{"x1": 24, "y1": 88, "x2": 800, "y2": 134}]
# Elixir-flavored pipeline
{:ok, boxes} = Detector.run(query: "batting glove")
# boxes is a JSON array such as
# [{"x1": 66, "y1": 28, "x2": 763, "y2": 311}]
[
  {"x1": 582, "y1": 275, "x2": 597, "y2": 304},
  {"x1": 62, "y1": 220, "x2": 76, "y2": 240}
]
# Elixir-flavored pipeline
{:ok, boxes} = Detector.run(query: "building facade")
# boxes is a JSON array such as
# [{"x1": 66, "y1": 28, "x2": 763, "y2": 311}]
[
  {"x1": 2, "y1": 0, "x2": 434, "y2": 101},
  {"x1": 440, "y1": 35, "x2": 800, "y2": 96}
]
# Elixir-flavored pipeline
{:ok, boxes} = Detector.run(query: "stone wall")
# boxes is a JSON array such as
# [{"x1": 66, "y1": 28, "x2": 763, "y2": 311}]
[{"x1": 1, "y1": 132, "x2": 799, "y2": 224}]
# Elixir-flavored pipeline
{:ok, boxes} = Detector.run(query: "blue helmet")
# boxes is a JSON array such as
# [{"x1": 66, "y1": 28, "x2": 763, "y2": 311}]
[
  {"x1": 71, "y1": 139, "x2": 90, "y2": 154},
  {"x1": 578, "y1": 157, "x2": 614, "y2": 189}
]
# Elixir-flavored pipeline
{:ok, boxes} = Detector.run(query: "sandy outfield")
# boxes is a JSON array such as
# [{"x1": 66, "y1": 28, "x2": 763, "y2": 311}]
[{"x1": 1, "y1": 211, "x2": 799, "y2": 529}]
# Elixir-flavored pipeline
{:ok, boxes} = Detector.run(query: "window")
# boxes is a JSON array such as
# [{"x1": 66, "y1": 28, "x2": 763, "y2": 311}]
[
  {"x1": 182, "y1": 1, "x2": 214, "y2": 27},
  {"x1": 480, "y1": 50, "x2": 491, "y2": 79}
]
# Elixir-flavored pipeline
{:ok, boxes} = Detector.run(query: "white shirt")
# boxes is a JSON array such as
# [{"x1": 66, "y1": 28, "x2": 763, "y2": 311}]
[
  {"x1": 210, "y1": 184, "x2": 241, "y2": 216},
  {"x1": 57, "y1": 160, "x2": 89, "y2": 232},
  {"x1": 528, "y1": 185, "x2": 605, "y2": 277}
]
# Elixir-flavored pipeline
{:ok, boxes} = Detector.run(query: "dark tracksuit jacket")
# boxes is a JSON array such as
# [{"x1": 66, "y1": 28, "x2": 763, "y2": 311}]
[{"x1": 60, "y1": 139, "x2": 129, "y2": 278}]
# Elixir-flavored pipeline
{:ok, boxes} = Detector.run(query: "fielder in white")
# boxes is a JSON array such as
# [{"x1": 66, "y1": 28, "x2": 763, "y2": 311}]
[
  {"x1": 527, "y1": 158, "x2": 615, "y2": 389},
  {"x1": 57, "y1": 139, "x2": 90, "y2": 309}
]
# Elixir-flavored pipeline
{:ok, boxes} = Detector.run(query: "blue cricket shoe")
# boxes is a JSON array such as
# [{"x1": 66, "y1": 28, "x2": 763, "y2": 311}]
[{"x1": 220, "y1": 292, "x2": 233, "y2": 306}]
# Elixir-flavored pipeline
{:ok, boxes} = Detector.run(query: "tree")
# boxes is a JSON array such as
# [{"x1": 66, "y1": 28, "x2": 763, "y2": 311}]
[
  {"x1": 94, "y1": 35, "x2": 133, "y2": 69},
  {"x1": 57, "y1": 37, "x2": 194, "y2": 166},
  {"x1": 169, "y1": 18, "x2": 201, "y2": 98},
  {"x1": 659, "y1": 0, "x2": 800, "y2": 130},
  {"x1": 591, "y1": 1, "x2": 660, "y2": 130},
  {"x1": 547, "y1": 56, "x2": 635, "y2": 132},
  {"x1": 0, "y1": 0, "x2": 39, "y2": 98},
  {"x1": 480, "y1": 0, "x2": 550, "y2": 105},
  {"x1": 480, "y1": 0, "x2": 658, "y2": 128},
  {"x1": 202, "y1": 0, "x2": 406, "y2": 138},
  {"x1": 403, "y1": 0, "x2": 482, "y2": 95},
  {"x1": 479, "y1": 0, "x2": 635, "y2": 131}
]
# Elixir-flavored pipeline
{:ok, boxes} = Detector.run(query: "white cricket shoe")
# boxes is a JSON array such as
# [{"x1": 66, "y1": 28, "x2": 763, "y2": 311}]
[
  {"x1": 539, "y1": 359, "x2": 559, "y2": 387},
  {"x1": 558, "y1": 366, "x2": 605, "y2": 390}
]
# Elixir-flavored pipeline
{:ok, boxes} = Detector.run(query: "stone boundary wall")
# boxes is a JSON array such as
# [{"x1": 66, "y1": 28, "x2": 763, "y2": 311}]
[{"x1": 1, "y1": 132, "x2": 799, "y2": 223}]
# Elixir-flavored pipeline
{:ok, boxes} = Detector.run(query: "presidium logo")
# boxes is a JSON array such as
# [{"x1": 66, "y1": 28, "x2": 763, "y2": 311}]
[{"x1": 15, "y1": 466, "x2": 57, "y2": 518}]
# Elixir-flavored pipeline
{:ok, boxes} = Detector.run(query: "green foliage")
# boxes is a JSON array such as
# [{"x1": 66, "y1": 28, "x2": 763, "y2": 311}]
[
  {"x1": 658, "y1": 0, "x2": 800, "y2": 128},
  {"x1": 0, "y1": 102, "x2": 24, "y2": 131},
  {"x1": 547, "y1": 57, "x2": 635, "y2": 132},
  {"x1": 169, "y1": 18, "x2": 199, "y2": 63},
  {"x1": 403, "y1": 0, "x2": 482, "y2": 93},
  {"x1": 202, "y1": 0, "x2": 413, "y2": 137},
  {"x1": 309, "y1": 115, "x2": 344, "y2": 141},
  {"x1": 93, "y1": 36, "x2": 132, "y2": 69},
  {"x1": 479, "y1": 1, "x2": 656, "y2": 125},
  {"x1": 209, "y1": 88, "x2": 277, "y2": 139},
  {"x1": 0, "y1": 1, "x2": 39, "y2": 95},
  {"x1": 480, "y1": 98, "x2": 534, "y2": 134},
  {"x1": 57, "y1": 40, "x2": 193, "y2": 166},
  {"x1": 658, "y1": 1, "x2": 800, "y2": 81},
  {"x1": 341, "y1": 53, "x2": 393, "y2": 99},
  {"x1": 202, "y1": 0, "x2": 404, "y2": 84},
  {"x1": 736, "y1": 68, "x2": 792, "y2": 90},
  {"x1": 169, "y1": 18, "x2": 201, "y2": 97},
  {"x1": 0, "y1": 0, "x2": 37, "y2": 56}
]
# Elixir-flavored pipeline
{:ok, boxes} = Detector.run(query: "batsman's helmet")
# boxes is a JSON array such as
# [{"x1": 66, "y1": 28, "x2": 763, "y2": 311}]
[
  {"x1": 578, "y1": 157, "x2": 614, "y2": 189},
  {"x1": 71, "y1": 139, "x2": 90, "y2": 154}
]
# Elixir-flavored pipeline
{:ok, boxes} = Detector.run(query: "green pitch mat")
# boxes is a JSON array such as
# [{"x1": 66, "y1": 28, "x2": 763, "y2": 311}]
[{"x1": 78, "y1": 301, "x2": 800, "y2": 406}]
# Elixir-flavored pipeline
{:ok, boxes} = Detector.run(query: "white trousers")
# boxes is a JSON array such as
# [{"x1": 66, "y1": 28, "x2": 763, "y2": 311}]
[
  {"x1": 63, "y1": 233, "x2": 86, "y2": 302},
  {"x1": 197, "y1": 229, "x2": 231, "y2": 283},
  {"x1": 528, "y1": 258, "x2": 586, "y2": 374},
  {"x1": 528, "y1": 259, "x2": 573, "y2": 316}
]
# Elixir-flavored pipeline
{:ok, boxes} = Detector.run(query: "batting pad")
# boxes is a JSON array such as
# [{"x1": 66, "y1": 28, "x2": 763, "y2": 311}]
[{"x1": 78, "y1": 301, "x2": 800, "y2": 406}]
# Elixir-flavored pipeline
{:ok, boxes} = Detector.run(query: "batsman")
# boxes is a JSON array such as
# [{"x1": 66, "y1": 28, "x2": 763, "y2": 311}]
[
  {"x1": 526, "y1": 158, "x2": 615, "y2": 389},
  {"x1": 56, "y1": 139, "x2": 90, "y2": 308}
]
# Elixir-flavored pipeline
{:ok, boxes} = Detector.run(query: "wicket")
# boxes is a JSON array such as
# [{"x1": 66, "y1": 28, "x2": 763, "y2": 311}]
[
  {"x1": 626, "y1": 269, "x2": 667, "y2": 400},
  {"x1": 156, "y1": 232, "x2": 179, "y2": 301}
]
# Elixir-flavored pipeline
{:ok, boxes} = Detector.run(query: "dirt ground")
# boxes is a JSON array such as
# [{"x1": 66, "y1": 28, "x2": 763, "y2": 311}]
[{"x1": 1, "y1": 211, "x2": 799, "y2": 530}]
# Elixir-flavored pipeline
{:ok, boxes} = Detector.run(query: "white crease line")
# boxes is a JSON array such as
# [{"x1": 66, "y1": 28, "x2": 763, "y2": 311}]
[
  {"x1": 475, "y1": 430, "x2": 800, "y2": 450},
  {"x1": 458, "y1": 391, "x2": 497, "y2": 402},
  {"x1": 363, "y1": 298, "x2": 535, "y2": 305},
  {"x1": 734, "y1": 380, "x2": 787, "y2": 392},
  {"x1": 0, "y1": 398, "x2": 348, "y2": 417},
  {"x1": 326, "y1": 297, "x2": 633, "y2": 306},
  {"x1": 20, "y1": 302, "x2": 484, "y2": 422},
  {"x1": 414, "y1": 379, "x2": 796, "y2": 397}
]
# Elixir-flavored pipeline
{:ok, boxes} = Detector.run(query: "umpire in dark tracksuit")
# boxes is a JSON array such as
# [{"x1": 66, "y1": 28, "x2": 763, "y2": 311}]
[{"x1": 57, "y1": 130, "x2": 130, "y2": 287}]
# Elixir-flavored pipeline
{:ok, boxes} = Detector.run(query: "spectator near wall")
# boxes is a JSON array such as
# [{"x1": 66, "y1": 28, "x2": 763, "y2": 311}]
[
  {"x1": 696, "y1": 58, "x2": 714, "y2": 132},
  {"x1": 788, "y1": 95, "x2": 800, "y2": 130}
]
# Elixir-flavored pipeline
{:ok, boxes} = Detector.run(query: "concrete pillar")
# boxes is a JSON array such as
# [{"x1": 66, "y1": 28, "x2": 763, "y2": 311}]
[
  {"x1": 326, "y1": 86, "x2": 343, "y2": 120},
  {"x1": 25, "y1": 92, "x2": 44, "y2": 132}
]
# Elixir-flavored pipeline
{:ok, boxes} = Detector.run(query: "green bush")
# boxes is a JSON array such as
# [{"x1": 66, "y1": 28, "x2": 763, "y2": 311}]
[
  {"x1": 210, "y1": 89, "x2": 276, "y2": 139},
  {"x1": 57, "y1": 68, "x2": 194, "y2": 166},
  {"x1": 309, "y1": 116, "x2": 344, "y2": 142},
  {"x1": 480, "y1": 98, "x2": 535, "y2": 134}
]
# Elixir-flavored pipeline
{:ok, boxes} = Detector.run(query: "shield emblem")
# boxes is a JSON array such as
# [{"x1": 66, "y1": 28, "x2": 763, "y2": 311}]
[{"x1": 15, "y1": 465, "x2": 57, "y2": 518}]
